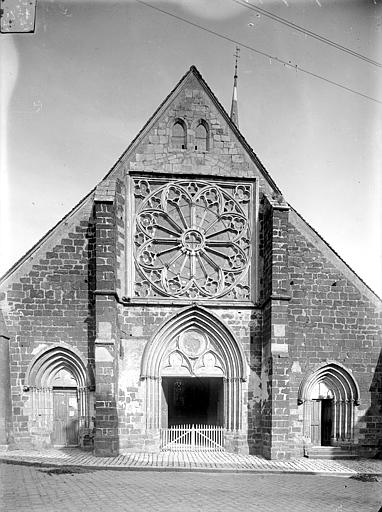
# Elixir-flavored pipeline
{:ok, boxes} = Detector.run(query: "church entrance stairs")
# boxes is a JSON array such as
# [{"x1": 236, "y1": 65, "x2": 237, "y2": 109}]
[{"x1": 305, "y1": 446, "x2": 359, "y2": 460}]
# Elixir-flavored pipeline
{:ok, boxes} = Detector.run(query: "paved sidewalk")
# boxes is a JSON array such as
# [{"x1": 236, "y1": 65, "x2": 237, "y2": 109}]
[{"x1": 1, "y1": 448, "x2": 381, "y2": 476}]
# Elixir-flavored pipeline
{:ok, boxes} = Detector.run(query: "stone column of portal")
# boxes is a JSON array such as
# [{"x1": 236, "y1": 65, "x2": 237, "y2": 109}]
[
  {"x1": 0, "y1": 312, "x2": 11, "y2": 447},
  {"x1": 261, "y1": 195, "x2": 291, "y2": 460},
  {"x1": 93, "y1": 181, "x2": 120, "y2": 456}
]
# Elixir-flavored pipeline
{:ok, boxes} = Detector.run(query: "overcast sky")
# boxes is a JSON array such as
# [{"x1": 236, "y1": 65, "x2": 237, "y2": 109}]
[{"x1": 1, "y1": 0, "x2": 381, "y2": 296}]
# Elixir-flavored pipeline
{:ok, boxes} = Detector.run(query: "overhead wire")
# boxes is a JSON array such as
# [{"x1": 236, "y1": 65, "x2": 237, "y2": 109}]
[
  {"x1": 135, "y1": 0, "x2": 382, "y2": 105},
  {"x1": 232, "y1": 0, "x2": 382, "y2": 68}
]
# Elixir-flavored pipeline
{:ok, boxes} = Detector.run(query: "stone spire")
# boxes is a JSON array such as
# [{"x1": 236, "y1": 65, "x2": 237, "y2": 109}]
[{"x1": 230, "y1": 46, "x2": 240, "y2": 127}]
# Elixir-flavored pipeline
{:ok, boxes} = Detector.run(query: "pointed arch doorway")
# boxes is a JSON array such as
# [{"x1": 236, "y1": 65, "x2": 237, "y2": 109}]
[
  {"x1": 141, "y1": 307, "x2": 247, "y2": 450},
  {"x1": 299, "y1": 363, "x2": 360, "y2": 447},
  {"x1": 25, "y1": 345, "x2": 92, "y2": 448}
]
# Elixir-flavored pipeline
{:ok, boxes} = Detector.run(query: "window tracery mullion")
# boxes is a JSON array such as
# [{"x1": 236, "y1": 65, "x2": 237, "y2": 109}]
[
  {"x1": 155, "y1": 224, "x2": 181, "y2": 239},
  {"x1": 154, "y1": 238, "x2": 180, "y2": 244},
  {"x1": 204, "y1": 217, "x2": 246, "y2": 239},
  {"x1": 190, "y1": 254, "x2": 196, "y2": 278},
  {"x1": 202, "y1": 216, "x2": 221, "y2": 237},
  {"x1": 155, "y1": 244, "x2": 182, "y2": 258},
  {"x1": 190, "y1": 202, "x2": 197, "y2": 229},
  {"x1": 160, "y1": 210, "x2": 184, "y2": 233},
  {"x1": 196, "y1": 253, "x2": 208, "y2": 278},
  {"x1": 207, "y1": 240, "x2": 235, "y2": 247},
  {"x1": 166, "y1": 251, "x2": 184, "y2": 269},
  {"x1": 199, "y1": 249, "x2": 221, "y2": 271},
  {"x1": 174, "y1": 204, "x2": 189, "y2": 230},
  {"x1": 178, "y1": 254, "x2": 189, "y2": 275},
  {"x1": 197, "y1": 208, "x2": 208, "y2": 229},
  {"x1": 204, "y1": 246, "x2": 230, "y2": 261},
  {"x1": 205, "y1": 228, "x2": 230, "y2": 240}
]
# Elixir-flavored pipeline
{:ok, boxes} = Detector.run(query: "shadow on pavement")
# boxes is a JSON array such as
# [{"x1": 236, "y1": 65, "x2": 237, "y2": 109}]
[{"x1": 38, "y1": 467, "x2": 95, "y2": 476}]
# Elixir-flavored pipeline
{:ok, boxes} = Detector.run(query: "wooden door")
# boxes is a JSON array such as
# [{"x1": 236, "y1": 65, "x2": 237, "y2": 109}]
[
  {"x1": 311, "y1": 400, "x2": 321, "y2": 445},
  {"x1": 53, "y1": 389, "x2": 79, "y2": 447}
]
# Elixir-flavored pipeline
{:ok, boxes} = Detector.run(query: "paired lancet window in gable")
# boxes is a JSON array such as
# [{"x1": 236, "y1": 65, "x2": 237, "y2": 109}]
[
  {"x1": 170, "y1": 118, "x2": 210, "y2": 152},
  {"x1": 172, "y1": 119, "x2": 187, "y2": 149},
  {"x1": 195, "y1": 120, "x2": 209, "y2": 152}
]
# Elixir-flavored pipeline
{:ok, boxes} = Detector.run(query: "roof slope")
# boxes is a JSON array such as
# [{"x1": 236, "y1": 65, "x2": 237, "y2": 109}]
[{"x1": 0, "y1": 309, "x2": 10, "y2": 339}]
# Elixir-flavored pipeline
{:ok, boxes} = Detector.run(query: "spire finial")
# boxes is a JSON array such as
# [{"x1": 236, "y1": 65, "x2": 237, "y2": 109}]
[{"x1": 230, "y1": 46, "x2": 240, "y2": 127}]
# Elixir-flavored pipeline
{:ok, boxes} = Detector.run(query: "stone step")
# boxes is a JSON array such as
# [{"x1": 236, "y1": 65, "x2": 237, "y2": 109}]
[
  {"x1": 305, "y1": 446, "x2": 359, "y2": 460},
  {"x1": 310, "y1": 447, "x2": 345, "y2": 452},
  {"x1": 307, "y1": 454, "x2": 359, "y2": 460}
]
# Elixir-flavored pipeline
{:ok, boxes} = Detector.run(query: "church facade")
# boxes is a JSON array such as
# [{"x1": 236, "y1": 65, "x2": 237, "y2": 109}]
[{"x1": 0, "y1": 66, "x2": 381, "y2": 459}]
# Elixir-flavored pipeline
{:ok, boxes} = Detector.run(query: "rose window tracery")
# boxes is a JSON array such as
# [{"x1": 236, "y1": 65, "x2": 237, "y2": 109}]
[{"x1": 133, "y1": 179, "x2": 252, "y2": 299}]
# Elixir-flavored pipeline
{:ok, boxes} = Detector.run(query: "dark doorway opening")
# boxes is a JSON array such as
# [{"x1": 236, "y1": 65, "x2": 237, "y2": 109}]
[
  {"x1": 161, "y1": 377, "x2": 223, "y2": 427},
  {"x1": 321, "y1": 399, "x2": 333, "y2": 446},
  {"x1": 311, "y1": 399, "x2": 333, "y2": 446}
]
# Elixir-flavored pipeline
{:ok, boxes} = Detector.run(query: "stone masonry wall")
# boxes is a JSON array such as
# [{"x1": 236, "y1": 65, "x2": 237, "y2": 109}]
[
  {"x1": 107, "y1": 73, "x2": 274, "y2": 201},
  {"x1": 117, "y1": 306, "x2": 255, "y2": 452},
  {"x1": 104, "y1": 71, "x2": 277, "y2": 454},
  {"x1": 259, "y1": 197, "x2": 292, "y2": 459},
  {"x1": 287, "y1": 221, "x2": 382, "y2": 457},
  {"x1": 0, "y1": 202, "x2": 95, "y2": 448},
  {"x1": 127, "y1": 77, "x2": 254, "y2": 180}
]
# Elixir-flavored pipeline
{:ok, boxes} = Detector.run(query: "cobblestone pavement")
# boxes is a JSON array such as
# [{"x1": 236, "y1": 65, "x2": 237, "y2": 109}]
[
  {"x1": 2, "y1": 448, "x2": 381, "y2": 475},
  {"x1": 1, "y1": 462, "x2": 381, "y2": 512}
]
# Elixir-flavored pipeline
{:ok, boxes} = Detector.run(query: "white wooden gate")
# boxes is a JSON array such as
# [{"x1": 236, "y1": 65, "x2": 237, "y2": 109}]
[{"x1": 160, "y1": 424, "x2": 225, "y2": 452}]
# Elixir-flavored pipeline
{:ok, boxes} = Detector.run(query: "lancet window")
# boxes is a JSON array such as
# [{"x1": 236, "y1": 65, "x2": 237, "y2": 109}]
[
  {"x1": 195, "y1": 121, "x2": 208, "y2": 151},
  {"x1": 172, "y1": 120, "x2": 187, "y2": 149}
]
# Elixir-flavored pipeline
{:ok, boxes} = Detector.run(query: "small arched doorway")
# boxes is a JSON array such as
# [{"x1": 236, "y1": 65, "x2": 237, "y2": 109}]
[
  {"x1": 25, "y1": 345, "x2": 91, "y2": 448},
  {"x1": 141, "y1": 306, "x2": 247, "y2": 449},
  {"x1": 298, "y1": 363, "x2": 360, "y2": 447}
]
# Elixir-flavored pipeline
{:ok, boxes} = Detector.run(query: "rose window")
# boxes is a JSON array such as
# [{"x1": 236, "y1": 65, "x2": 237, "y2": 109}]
[{"x1": 134, "y1": 179, "x2": 251, "y2": 299}]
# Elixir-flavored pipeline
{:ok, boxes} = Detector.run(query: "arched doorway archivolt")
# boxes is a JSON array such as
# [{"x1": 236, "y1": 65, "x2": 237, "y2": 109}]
[
  {"x1": 25, "y1": 344, "x2": 92, "y2": 447},
  {"x1": 25, "y1": 344, "x2": 90, "y2": 388},
  {"x1": 298, "y1": 362, "x2": 360, "y2": 446},
  {"x1": 141, "y1": 306, "x2": 247, "y2": 431}
]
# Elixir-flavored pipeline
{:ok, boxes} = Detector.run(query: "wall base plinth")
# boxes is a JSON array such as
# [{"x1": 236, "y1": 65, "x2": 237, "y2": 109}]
[{"x1": 93, "y1": 435, "x2": 119, "y2": 457}]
